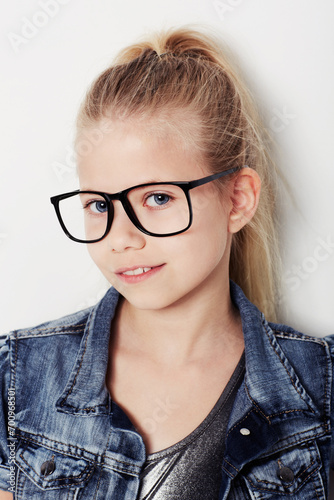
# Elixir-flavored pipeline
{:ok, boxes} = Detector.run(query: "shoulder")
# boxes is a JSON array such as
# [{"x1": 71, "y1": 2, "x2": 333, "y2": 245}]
[
  {"x1": 231, "y1": 280, "x2": 334, "y2": 363},
  {"x1": 4, "y1": 296, "x2": 102, "y2": 345},
  {"x1": 0, "y1": 305, "x2": 99, "y2": 382},
  {"x1": 0, "y1": 307, "x2": 93, "y2": 383},
  {"x1": 0, "y1": 285, "x2": 119, "y2": 379},
  {"x1": 6, "y1": 306, "x2": 92, "y2": 340},
  {"x1": 1, "y1": 284, "x2": 119, "y2": 344},
  {"x1": 265, "y1": 319, "x2": 334, "y2": 384},
  {"x1": 267, "y1": 319, "x2": 333, "y2": 352},
  {"x1": 267, "y1": 317, "x2": 334, "y2": 356},
  {"x1": 10, "y1": 285, "x2": 119, "y2": 338},
  {"x1": 268, "y1": 319, "x2": 330, "y2": 340}
]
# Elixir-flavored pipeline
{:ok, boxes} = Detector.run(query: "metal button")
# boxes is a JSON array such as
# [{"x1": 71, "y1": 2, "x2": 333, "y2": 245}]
[
  {"x1": 41, "y1": 456, "x2": 56, "y2": 476},
  {"x1": 277, "y1": 466, "x2": 294, "y2": 483},
  {"x1": 240, "y1": 428, "x2": 251, "y2": 436}
]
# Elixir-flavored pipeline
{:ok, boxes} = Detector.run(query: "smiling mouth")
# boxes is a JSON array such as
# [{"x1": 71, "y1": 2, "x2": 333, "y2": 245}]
[
  {"x1": 114, "y1": 263, "x2": 165, "y2": 284},
  {"x1": 121, "y1": 267, "x2": 152, "y2": 276}
]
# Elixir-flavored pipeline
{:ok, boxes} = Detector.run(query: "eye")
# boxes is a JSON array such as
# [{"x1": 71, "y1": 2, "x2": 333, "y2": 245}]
[
  {"x1": 145, "y1": 193, "x2": 171, "y2": 207},
  {"x1": 85, "y1": 200, "x2": 108, "y2": 214}
]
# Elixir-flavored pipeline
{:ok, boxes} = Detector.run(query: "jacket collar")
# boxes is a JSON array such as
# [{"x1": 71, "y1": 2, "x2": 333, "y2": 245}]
[
  {"x1": 229, "y1": 281, "x2": 317, "y2": 420},
  {"x1": 56, "y1": 286, "x2": 119, "y2": 416},
  {"x1": 56, "y1": 282, "x2": 317, "y2": 426},
  {"x1": 220, "y1": 282, "x2": 320, "y2": 481}
]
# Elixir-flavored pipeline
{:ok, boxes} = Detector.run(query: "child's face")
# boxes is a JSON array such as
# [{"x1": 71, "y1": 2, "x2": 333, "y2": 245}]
[{"x1": 77, "y1": 120, "x2": 233, "y2": 311}]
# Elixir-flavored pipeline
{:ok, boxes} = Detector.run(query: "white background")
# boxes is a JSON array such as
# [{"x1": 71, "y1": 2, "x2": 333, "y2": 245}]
[{"x1": 1, "y1": 0, "x2": 333, "y2": 336}]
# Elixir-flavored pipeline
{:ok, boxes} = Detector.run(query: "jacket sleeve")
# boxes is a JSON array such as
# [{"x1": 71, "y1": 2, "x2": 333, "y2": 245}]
[{"x1": 0, "y1": 333, "x2": 12, "y2": 491}]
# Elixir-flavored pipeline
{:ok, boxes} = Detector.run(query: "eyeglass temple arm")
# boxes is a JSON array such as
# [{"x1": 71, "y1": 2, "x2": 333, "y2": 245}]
[{"x1": 189, "y1": 166, "x2": 245, "y2": 189}]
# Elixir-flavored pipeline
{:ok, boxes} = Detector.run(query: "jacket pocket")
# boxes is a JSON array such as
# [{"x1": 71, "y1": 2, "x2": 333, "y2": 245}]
[
  {"x1": 241, "y1": 441, "x2": 325, "y2": 499},
  {"x1": 15, "y1": 436, "x2": 96, "y2": 499}
]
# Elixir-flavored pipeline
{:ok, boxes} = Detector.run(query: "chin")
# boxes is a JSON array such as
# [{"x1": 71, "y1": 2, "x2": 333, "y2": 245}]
[
  {"x1": 125, "y1": 294, "x2": 177, "y2": 311},
  {"x1": 110, "y1": 283, "x2": 183, "y2": 311}
]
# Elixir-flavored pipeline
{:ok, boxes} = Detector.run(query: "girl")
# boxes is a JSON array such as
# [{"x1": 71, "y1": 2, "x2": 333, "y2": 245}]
[{"x1": 0, "y1": 26, "x2": 333, "y2": 499}]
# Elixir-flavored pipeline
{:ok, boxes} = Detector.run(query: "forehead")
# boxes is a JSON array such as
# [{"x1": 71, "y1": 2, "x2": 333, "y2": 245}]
[{"x1": 76, "y1": 119, "x2": 207, "y2": 191}]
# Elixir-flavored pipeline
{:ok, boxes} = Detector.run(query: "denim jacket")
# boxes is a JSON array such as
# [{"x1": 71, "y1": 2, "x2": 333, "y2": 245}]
[{"x1": 0, "y1": 281, "x2": 333, "y2": 499}]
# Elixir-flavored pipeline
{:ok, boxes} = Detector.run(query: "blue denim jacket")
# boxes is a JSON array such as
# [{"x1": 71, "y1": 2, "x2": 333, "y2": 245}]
[{"x1": 0, "y1": 282, "x2": 333, "y2": 499}]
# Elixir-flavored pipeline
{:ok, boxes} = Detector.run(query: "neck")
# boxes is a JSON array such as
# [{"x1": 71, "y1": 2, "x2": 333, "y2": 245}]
[{"x1": 112, "y1": 278, "x2": 243, "y2": 367}]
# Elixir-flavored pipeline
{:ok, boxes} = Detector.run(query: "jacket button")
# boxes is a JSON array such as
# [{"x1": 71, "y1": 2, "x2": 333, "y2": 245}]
[
  {"x1": 277, "y1": 466, "x2": 294, "y2": 483},
  {"x1": 41, "y1": 456, "x2": 56, "y2": 476}
]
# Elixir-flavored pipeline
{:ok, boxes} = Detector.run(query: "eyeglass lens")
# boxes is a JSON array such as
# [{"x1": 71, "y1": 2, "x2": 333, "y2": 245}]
[{"x1": 57, "y1": 184, "x2": 190, "y2": 241}]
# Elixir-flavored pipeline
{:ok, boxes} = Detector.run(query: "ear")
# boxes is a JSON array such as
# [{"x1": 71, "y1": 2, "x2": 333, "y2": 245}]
[{"x1": 228, "y1": 167, "x2": 261, "y2": 234}]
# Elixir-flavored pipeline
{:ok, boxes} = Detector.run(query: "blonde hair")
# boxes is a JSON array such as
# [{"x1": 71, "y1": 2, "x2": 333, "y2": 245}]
[{"x1": 76, "y1": 26, "x2": 281, "y2": 321}]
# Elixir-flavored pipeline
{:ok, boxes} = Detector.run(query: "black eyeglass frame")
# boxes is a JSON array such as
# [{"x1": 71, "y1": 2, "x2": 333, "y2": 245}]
[{"x1": 50, "y1": 166, "x2": 243, "y2": 243}]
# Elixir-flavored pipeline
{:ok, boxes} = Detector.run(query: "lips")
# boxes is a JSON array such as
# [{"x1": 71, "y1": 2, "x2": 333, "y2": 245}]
[
  {"x1": 122, "y1": 267, "x2": 152, "y2": 276},
  {"x1": 115, "y1": 264, "x2": 165, "y2": 282}
]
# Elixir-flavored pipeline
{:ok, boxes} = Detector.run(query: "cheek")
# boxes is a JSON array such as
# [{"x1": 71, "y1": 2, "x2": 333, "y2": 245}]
[
  {"x1": 193, "y1": 195, "x2": 229, "y2": 244},
  {"x1": 190, "y1": 184, "x2": 218, "y2": 220},
  {"x1": 86, "y1": 244, "x2": 108, "y2": 272},
  {"x1": 169, "y1": 206, "x2": 229, "y2": 269},
  {"x1": 86, "y1": 244, "x2": 121, "y2": 290}
]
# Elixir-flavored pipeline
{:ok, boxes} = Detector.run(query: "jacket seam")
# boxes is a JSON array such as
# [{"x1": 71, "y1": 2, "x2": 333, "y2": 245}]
[
  {"x1": 59, "y1": 316, "x2": 93, "y2": 408},
  {"x1": 221, "y1": 465, "x2": 236, "y2": 479},
  {"x1": 244, "y1": 384, "x2": 271, "y2": 423},
  {"x1": 96, "y1": 426, "x2": 123, "y2": 492},
  {"x1": 16, "y1": 432, "x2": 97, "y2": 462},
  {"x1": 18, "y1": 449, "x2": 94, "y2": 483},
  {"x1": 313, "y1": 476, "x2": 321, "y2": 500},
  {"x1": 263, "y1": 321, "x2": 315, "y2": 413},
  {"x1": 222, "y1": 459, "x2": 240, "y2": 473},
  {"x1": 58, "y1": 404, "x2": 109, "y2": 413},
  {"x1": 93, "y1": 466, "x2": 104, "y2": 500},
  {"x1": 16, "y1": 469, "x2": 26, "y2": 499},
  {"x1": 272, "y1": 331, "x2": 325, "y2": 343},
  {"x1": 246, "y1": 461, "x2": 321, "y2": 493},
  {"x1": 273, "y1": 328, "x2": 331, "y2": 431},
  {"x1": 267, "y1": 409, "x2": 315, "y2": 418},
  {"x1": 322, "y1": 340, "x2": 331, "y2": 433},
  {"x1": 12, "y1": 331, "x2": 18, "y2": 392},
  {"x1": 15, "y1": 323, "x2": 86, "y2": 338},
  {"x1": 17, "y1": 431, "x2": 140, "y2": 469},
  {"x1": 252, "y1": 428, "x2": 328, "y2": 458},
  {"x1": 253, "y1": 443, "x2": 317, "y2": 486}
]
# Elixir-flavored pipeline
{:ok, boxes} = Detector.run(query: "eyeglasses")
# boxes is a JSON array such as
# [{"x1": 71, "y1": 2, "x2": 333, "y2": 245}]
[{"x1": 50, "y1": 166, "x2": 242, "y2": 243}]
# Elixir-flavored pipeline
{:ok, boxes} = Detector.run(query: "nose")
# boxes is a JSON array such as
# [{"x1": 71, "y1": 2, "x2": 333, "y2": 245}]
[{"x1": 105, "y1": 200, "x2": 146, "y2": 252}]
